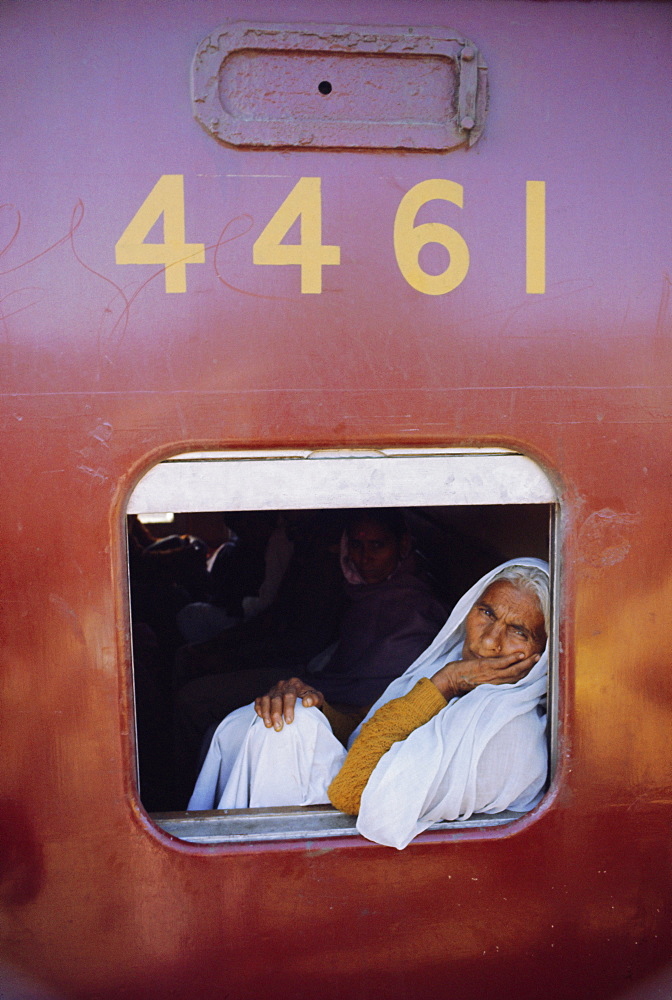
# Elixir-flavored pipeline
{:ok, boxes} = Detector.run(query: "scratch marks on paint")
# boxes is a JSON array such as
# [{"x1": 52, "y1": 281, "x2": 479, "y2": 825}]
[
  {"x1": 0, "y1": 196, "x2": 300, "y2": 361},
  {"x1": 0, "y1": 200, "x2": 132, "y2": 350},
  {"x1": 64, "y1": 201, "x2": 131, "y2": 349},
  {"x1": 471, "y1": 278, "x2": 596, "y2": 333},
  {"x1": 578, "y1": 508, "x2": 640, "y2": 569},
  {"x1": 213, "y1": 214, "x2": 295, "y2": 302},
  {"x1": 0, "y1": 287, "x2": 44, "y2": 323},
  {"x1": 77, "y1": 465, "x2": 109, "y2": 483},
  {"x1": 88, "y1": 422, "x2": 113, "y2": 447},
  {"x1": 654, "y1": 272, "x2": 671, "y2": 339},
  {"x1": 0, "y1": 203, "x2": 22, "y2": 263},
  {"x1": 48, "y1": 593, "x2": 86, "y2": 648}
]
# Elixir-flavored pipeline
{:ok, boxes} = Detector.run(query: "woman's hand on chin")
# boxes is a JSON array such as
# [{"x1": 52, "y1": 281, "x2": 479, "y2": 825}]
[
  {"x1": 431, "y1": 651, "x2": 541, "y2": 700},
  {"x1": 254, "y1": 677, "x2": 325, "y2": 731}
]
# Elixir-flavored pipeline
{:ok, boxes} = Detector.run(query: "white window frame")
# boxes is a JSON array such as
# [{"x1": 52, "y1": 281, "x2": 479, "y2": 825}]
[
  {"x1": 127, "y1": 447, "x2": 556, "y2": 515},
  {"x1": 127, "y1": 447, "x2": 558, "y2": 845}
]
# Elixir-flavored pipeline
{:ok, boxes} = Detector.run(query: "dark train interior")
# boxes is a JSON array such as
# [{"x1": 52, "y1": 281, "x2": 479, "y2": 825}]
[{"x1": 128, "y1": 503, "x2": 551, "y2": 813}]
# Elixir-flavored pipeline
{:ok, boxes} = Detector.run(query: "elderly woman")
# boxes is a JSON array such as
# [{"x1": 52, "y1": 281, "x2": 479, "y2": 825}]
[{"x1": 189, "y1": 558, "x2": 549, "y2": 849}]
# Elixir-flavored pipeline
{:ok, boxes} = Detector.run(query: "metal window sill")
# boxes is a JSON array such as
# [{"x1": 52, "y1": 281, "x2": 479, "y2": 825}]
[{"x1": 152, "y1": 804, "x2": 523, "y2": 845}]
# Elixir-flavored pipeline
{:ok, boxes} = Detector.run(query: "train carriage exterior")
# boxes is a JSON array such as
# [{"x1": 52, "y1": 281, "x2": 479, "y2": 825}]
[{"x1": 1, "y1": 1, "x2": 671, "y2": 997}]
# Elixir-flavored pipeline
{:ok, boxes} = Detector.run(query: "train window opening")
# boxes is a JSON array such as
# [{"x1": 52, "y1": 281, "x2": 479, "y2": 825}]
[{"x1": 126, "y1": 448, "x2": 558, "y2": 845}]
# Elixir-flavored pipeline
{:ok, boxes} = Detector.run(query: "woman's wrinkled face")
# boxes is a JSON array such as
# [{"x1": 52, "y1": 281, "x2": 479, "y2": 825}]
[
  {"x1": 462, "y1": 580, "x2": 546, "y2": 662},
  {"x1": 346, "y1": 519, "x2": 403, "y2": 585}
]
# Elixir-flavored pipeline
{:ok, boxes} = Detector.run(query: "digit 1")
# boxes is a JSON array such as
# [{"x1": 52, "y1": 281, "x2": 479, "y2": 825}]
[{"x1": 526, "y1": 181, "x2": 546, "y2": 294}]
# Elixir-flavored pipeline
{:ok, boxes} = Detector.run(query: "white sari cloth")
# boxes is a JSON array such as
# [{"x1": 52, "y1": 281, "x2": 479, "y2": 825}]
[
  {"x1": 188, "y1": 702, "x2": 346, "y2": 810},
  {"x1": 352, "y1": 557, "x2": 549, "y2": 849},
  {"x1": 188, "y1": 557, "x2": 549, "y2": 842}
]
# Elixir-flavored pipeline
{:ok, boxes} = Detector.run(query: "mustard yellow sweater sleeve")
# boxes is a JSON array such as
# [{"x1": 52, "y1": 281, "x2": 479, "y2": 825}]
[{"x1": 327, "y1": 678, "x2": 447, "y2": 815}]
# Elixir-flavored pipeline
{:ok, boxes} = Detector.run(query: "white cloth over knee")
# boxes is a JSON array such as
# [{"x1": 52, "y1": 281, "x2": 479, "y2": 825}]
[
  {"x1": 356, "y1": 688, "x2": 547, "y2": 849},
  {"x1": 188, "y1": 702, "x2": 346, "y2": 810}
]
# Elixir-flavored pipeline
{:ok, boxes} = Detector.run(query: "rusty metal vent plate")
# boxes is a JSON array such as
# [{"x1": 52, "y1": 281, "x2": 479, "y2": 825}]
[{"x1": 192, "y1": 22, "x2": 487, "y2": 150}]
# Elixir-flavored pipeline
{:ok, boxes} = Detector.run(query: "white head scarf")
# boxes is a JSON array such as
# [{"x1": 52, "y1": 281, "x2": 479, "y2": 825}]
[{"x1": 353, "y1": 558, "x2": 550, "y2": 849}]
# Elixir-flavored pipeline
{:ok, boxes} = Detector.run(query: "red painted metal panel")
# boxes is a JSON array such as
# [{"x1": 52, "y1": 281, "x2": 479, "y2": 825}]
[{"x1": 0, "y1": 2, "x2": 671, "y2": 998}]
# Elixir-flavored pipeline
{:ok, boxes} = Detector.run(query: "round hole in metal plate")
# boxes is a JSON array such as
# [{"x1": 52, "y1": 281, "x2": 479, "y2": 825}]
[{"x1": 317, "y1": 80, "x2": 332, "y2": 95}]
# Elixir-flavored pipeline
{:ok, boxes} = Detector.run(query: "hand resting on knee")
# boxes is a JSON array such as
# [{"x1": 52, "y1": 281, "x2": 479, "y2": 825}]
[{"x1": 254, "y1": 677, "x2": 325, "y2": 731}]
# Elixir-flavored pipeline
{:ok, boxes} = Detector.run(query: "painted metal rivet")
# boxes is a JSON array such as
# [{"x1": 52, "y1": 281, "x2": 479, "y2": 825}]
[
  {"x1": 461, "y1": 116, "x2": 475, "y2": 130},
  {"x1": 461, "y1": 46, "x2": 475, "y2": 61}
]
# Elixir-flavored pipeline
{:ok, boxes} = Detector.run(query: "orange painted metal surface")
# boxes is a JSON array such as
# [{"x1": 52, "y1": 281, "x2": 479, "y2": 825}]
[{"x1": 1, "y1": 2, "x2": 671, "y2": 997}]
